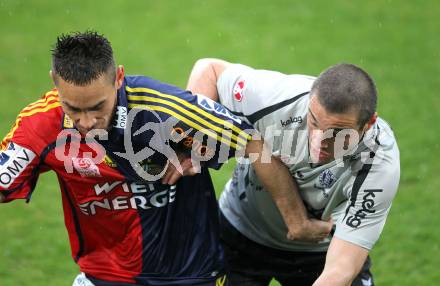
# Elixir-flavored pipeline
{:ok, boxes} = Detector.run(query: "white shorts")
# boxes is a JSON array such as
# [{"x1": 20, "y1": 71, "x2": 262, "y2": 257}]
[{"x1": 72, "y1": 273, "x2": 95, "y2": 286}]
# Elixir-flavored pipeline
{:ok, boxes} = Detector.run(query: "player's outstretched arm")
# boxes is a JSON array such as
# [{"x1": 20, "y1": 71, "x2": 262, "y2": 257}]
[
  {"x1": 313, "y1": 237, "x2": 368, "y2": 286},
  {"x1": 245, "y1": 139, "x2": 332, "y2": 242},
  {"x1": 186, "y1": 58, "x2": 231, "y2": 100}
]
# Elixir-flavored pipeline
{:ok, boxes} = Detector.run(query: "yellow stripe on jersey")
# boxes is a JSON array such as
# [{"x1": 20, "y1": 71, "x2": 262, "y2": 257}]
[
  {"x1": 216, "y1": 275, "x2": 227, "y2": 286},
  {"x1": 1, "y1": 95, "x2": 61, "y2": 150},
  {"x1": 19, "y1": 102, "x2": 61, "y2": 117},
  {"x1": 127, "y1": 95, "x2": 248, "y2": 146},
  {"x1": 24, "y1": 91, "x2": 58, "y2": 111},
  {"x1": 125, "y1": 86, "x2": 250, "y2": 141},
  {"x1": 23, "y1": 96, "x2": 59, "y2": 112},
  {"x1": 128, "y1": 103, "x2": 243, "y2": 150}
]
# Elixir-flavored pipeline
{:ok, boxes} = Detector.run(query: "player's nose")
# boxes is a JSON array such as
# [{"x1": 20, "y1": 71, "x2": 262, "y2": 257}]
[
  {"x1": 310, "y1": 130, "x2": 327, "y2": 149},
  {"x1": 77, "y1": 113, "x2": 97, "y2": 131}
]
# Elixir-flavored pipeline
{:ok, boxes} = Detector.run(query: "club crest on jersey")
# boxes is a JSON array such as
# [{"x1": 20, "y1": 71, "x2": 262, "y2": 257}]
[
  {"x1": 318, "y1": 169, "x2": 336, "y2": 188},
  {"x1": 233, "y1": 80, "x2": 246, "y2": 101},
  {"x1": 72, "y1": 157, "x2": 101, "y2": 177}
]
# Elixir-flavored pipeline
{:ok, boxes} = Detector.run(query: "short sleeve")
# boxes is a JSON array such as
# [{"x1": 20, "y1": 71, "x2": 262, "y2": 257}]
[
  {"x1": 0, "y1": 116, "x2": 41, "y2": 202},
  {"x1": 216, "y1": 64, "x2": 314, "y2": 125},
  {"x1": 334, "y1": 148, "x2": 400, "y2": 250}
]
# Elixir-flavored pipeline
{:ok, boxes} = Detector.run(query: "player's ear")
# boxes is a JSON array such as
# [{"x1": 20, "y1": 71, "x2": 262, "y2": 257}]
[
  {"x1": 364, "y1": 112, "x2": 378, "y2": 131},
  {"x1": 115, "y1": 65, "x2": 125, "y2": 89},
  {"x1": 49, "y1": 70, "x2": 58, "y2": 86}
]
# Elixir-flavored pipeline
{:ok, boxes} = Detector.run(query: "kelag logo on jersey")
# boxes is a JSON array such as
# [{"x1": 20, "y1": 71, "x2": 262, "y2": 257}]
[
  {"x1": 280, "y1": 116, "x2": 303, "y2": 127},
  {"x1": 346, "y1": 189, "x2": 383, "y2": 228},
  {"x1": 196, "y1": 94, "x2": 242, "y2": 124}
]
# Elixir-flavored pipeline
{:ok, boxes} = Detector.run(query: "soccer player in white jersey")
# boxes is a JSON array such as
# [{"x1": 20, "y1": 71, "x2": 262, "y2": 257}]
[{"x1": 187, "y1": 59, "x2": 400, "y2": 286}]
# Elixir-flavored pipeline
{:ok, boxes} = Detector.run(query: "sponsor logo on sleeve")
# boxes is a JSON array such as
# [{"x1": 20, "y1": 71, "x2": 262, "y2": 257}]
[
  {"x1": 346, "y1": 189, "x2": 383, "y2": 228},
  {"x1": 0, "y1": 143, "x2": 36, "y2": 188},
  {"x1": 8, "y1": 142, "x2": 16, "y2": 150},
  {"x1": 233, "y1": 80, "x2": 246, "y2": 102},
  {"x1": 196, "y1": 94, "x2": 242, "y2": 124},
  {"x1": 114, "y1": 106, "x2": 127, "y2": 129},
  {"x1": 72, "y1": 157, "x2": 101, "y2": 178},
  {"x1": 0, "y1": 152, "x2": 10, "y2": 166}
]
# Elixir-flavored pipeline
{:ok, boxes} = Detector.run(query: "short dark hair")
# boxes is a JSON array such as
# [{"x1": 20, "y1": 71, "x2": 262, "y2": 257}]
[
  {"x1": 51, "y1": 30, "x2": 116, "y2": 86},
  {"x1": 311, "y1": 63, "x2": 377, "y2": 127}
]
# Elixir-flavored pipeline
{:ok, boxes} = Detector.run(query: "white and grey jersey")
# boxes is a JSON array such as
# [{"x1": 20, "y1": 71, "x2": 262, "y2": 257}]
[{"x1": 217, "y1": 64, "x2": 400, "y2": 252}]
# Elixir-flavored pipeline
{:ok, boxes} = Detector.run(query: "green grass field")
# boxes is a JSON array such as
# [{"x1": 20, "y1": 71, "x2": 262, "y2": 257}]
[{"x1": 1, "y1": 1, "x2": 439, "y2": 285}]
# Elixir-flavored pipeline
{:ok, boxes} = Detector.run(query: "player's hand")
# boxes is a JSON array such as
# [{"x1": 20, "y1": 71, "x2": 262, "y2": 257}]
[
  {"x1": 161, "y1": 155, "x2": 200, "y2": 185},
  {"x1": 287, "y1": 218, "x2": 333, "y2": 242},
  {"x1": 0, "y1": 192, "x2": 5, "y2": 203}
]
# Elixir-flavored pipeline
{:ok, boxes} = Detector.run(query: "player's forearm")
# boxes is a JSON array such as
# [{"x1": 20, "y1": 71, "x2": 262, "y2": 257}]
[
  {"x1": 186, "y1": 58, "x2": 230, "y2": 100},
  {"x1": 254, "y1": 157, "x2": 309, "y2": 233},
  {"x1": 254, "y1": 157, "x2": 307, "y2": 228},
  {"x1": 0, "y1": 192, "x2": 5, "y2": 203},
  {"x1": 313, "y1": 269, "x2": 354, "y2": 286},
  {"x1": 246, "y1": 140, "x2": 308, "y2": 233},
  {"x1": 246, "y1": 140, "x2": 332, "y2": 241},
  {"x1": 313, "y1": 238, "x2": 368, "y2": 286}
]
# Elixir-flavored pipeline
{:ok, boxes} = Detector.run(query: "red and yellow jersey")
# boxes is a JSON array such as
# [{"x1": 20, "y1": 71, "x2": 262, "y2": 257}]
[{"x1": 0, "y1": 75, "x2": 253, "y2": 285}]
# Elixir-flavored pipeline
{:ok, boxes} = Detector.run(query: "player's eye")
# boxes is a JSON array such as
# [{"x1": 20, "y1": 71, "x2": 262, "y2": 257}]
[
  {"x1": 69, "y1": 107, "x2": 81, "y2": 113},
  {"x1": 89, "y1": 102, "x2": 104, "y2": 112},
  {"x1": 89, "y1": 106, "x2": 102, "y2": 112}
]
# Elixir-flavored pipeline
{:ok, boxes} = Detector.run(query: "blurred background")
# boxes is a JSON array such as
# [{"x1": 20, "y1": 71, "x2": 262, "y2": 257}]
[{"x1": 0, "y1": 0, "x2": 438, "y2": 285}]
